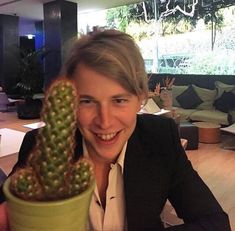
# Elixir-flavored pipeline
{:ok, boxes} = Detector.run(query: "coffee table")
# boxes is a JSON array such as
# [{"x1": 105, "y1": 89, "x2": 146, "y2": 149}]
[{"x1": 193, "y1": 122, "x2": 221, "y2": 144}]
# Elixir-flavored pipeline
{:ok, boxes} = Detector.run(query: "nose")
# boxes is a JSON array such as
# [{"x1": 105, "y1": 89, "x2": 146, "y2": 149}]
[{"x1": 95, "y1": 104, "x2": 113, "y2": 129}]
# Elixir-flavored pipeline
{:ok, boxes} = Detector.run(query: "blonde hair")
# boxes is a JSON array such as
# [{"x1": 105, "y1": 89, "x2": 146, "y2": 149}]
[{"x1": 63, "y1": 29, "x2": 148, "y2": 101}]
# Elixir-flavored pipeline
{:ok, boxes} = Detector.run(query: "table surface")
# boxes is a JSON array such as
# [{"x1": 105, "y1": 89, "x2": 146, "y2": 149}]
[
  {"x1": 193, "y1": 122, "x2": 221, "y2": 129},
  {"x1": 0, "y1": 128, "x2": 26, "y2": 158},
  {"x1": 0, "y1": 111, "x2": 40, "y2": 132},
  {"x1": 0, "y1": 112, "x2": 40, "y2": 174},
  {"x1": 221, "y1": 122, "x2": 235, "y2": 134}
]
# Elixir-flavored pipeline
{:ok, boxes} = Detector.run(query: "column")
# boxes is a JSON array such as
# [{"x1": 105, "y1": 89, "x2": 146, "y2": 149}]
[
  {"x1": 43, "y1": 0, "x2": 77, "y2": 87},
  {"x1": 0, "y1": 15, "x2": 19, "y2": 94}
]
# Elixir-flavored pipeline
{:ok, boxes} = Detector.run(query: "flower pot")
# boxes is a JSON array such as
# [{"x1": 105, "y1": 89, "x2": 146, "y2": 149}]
[
  {"x1": 160, "y1": 88, "x2": 173, "y2": 110},
  {"x1": 3, "y1": 178, "x2": 95, "y2": 231}
]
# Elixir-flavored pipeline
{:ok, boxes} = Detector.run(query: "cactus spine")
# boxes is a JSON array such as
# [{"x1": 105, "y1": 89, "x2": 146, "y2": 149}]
[{"x1": 10, "y1": 77, "x2": 93, "y2": 201}]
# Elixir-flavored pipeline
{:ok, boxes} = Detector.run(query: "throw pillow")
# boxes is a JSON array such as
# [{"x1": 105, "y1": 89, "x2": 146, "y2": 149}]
[
  {"x1": 214, "y1": 91, "x2": 235, "y2": 113},
  {"x1": 172, "y1": 85, "x2": 189, "y2": 107},
  {"x1": 192, "y1": 85, "x2": 217, "y2": 110},
  {"x1": 215, "y1": 81, "x2": 235, "y2": 99},
  {"x1": 176, "y1": 85, "x2": 203, "y2": 109}
]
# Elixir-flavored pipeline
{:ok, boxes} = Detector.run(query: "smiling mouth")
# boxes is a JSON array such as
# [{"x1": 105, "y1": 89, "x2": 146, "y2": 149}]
[{"x1": 96, "y1": 132, "x2": 119, "y2": 141}]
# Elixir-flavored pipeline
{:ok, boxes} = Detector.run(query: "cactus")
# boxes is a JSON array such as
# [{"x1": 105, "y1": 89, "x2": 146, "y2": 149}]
[{"x1": 10, "y1": 77, "x2": 93, "y2": 201}]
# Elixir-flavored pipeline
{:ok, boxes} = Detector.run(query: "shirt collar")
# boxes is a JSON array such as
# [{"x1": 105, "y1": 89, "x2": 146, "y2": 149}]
[{"x1": 82, "y1": 139, "x2": 127, "y2": 174}]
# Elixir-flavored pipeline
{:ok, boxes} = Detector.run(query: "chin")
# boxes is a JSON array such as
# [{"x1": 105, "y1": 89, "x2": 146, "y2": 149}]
[{"x1": 98, "y1": 151, "x2": 118, "y2": 161}]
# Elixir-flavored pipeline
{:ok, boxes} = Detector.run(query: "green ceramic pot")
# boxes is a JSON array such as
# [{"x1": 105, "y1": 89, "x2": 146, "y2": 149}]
[{"x1": 3, "y1": 178, "x2": 95, "y2": 231}]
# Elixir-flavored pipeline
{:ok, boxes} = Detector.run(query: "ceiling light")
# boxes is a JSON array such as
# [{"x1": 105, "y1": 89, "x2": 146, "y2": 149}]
[{"x1": 27, "y1": 34, "x2": 34, "y2": 39}]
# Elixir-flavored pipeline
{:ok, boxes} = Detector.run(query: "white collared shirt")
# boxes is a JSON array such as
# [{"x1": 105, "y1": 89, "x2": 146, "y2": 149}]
[{"x1": 83, "y1": 140, "x2": 127, "y2": 231}]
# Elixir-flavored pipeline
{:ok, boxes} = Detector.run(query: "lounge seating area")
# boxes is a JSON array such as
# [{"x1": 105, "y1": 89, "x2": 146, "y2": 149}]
[{"x1": 149, "y1": 73, "x2": 235, "y2": 126}]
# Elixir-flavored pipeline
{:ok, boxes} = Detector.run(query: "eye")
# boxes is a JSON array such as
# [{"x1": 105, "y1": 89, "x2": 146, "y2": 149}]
[
  {"x1": 79, "y1": 99, "x2": 93, "y2": 105},
  {"x1": 113, "y1": 98, "x2": 128, "y2": 104}
]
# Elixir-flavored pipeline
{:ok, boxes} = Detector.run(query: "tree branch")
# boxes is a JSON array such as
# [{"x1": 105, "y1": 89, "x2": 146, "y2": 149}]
[
  {"x1": 160, "y1": 0, "x2": 199, "y2": 19},
  {"x1": 142, "y1": 2, "x2": 151, "y2": 23}
]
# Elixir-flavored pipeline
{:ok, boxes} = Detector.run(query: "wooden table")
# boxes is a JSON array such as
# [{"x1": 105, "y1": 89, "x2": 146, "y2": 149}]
[
  {"x1": 0, "y1": 112, "x2": 40, "y2": 174},
  {"x1": 0, "y1": 128, "x2": 26, "y2": 157},
  {"x1": 193, "y1": 122, "x2": 221, "y2": 144},
  {"x1": 0, "y1": 111, "x2": 39, "y2": 132}
]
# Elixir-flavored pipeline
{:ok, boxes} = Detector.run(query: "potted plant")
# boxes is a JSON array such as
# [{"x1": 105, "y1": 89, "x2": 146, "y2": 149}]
[
  {"x1": 159, "y1": 77, "x2": 175, "y2": 109},
  {"x1": 15, "y1": 47, "x2": 48, "y2": 119},
  {"x1": 3, "y1": 77, "x2": 95, "y2": 231},
  {"x1": 149, "y1": 83, "x2": 164, "y2": 108}
]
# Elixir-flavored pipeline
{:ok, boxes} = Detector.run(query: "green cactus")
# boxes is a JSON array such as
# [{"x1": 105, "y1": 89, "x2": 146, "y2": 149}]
[{"x1": 10, "y1": 78, "x2": 94, "y2": 201}]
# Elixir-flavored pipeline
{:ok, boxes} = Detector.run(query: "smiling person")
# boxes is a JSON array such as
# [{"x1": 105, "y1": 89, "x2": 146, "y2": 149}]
[{"x1": 0, "y1": 29, "x2": 231, "y2": 231}]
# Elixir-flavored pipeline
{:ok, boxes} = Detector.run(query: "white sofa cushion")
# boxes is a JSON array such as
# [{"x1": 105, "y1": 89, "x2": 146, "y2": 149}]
[
  {"x1": 173, "y1": 107, "x2": 197, "y2": 121},
  {"x1": 192, "y1": 85, "x2": 217, "y2": 110},
  {"x1": 215, "y1": 81, "x2": 235, "y2": 99},
  {"x1": 189, "y1": 109, "x2": 229, "y2": 126}
]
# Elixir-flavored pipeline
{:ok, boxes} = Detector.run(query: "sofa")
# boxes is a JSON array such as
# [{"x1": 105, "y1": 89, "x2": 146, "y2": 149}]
[{"x1": 148, "y1": 74, "x2": 235, "y2": 126}]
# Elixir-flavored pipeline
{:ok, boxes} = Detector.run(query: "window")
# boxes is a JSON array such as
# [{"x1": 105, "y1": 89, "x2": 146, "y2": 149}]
[{"x1": 77, "y1": 1, "x2": 235, "y2": 75}]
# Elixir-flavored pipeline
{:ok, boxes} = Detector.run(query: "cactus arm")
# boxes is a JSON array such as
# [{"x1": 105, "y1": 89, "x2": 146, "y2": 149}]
[{"x1": 10, "y1": 77, "x2": 93, "y2": 201}]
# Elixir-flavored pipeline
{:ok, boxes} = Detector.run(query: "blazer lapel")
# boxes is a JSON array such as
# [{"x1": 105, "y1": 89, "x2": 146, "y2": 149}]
[{"x1": 124, "y1": 124, "x2": 165, "y2": 230}]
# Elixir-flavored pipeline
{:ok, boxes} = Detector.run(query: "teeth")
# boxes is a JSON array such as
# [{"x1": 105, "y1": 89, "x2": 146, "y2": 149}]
[{"x1": 97, "y1": 133, "x2": 117, "y2": 141}]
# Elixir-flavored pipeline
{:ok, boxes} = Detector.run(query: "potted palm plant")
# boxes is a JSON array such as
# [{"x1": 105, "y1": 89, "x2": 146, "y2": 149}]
[
  {"x1": 3, "y1": 77, "x2": 95, "y2": 231},
  {"x1": 15, "y1": 47, "x2": 48, "y2": 119}
]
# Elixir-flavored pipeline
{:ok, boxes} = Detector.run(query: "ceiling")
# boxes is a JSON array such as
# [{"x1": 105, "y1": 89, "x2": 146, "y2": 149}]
[
  {"x1": 0, "y1": 0, "x2": 143, "y2": 21},
  {"x1": 0, "y1": 0, "x2": 143, "y2": 35}
]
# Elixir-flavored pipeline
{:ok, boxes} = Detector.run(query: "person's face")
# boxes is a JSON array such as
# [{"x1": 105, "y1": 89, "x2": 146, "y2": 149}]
[{"x1": 73, "y1": 64, "x2": 143, "y2": 164}]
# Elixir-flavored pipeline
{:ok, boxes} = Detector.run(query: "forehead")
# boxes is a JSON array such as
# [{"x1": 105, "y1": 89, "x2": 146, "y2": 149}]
[{"x1": 73, "y1": 63, "x2": 131, "y2": 96}]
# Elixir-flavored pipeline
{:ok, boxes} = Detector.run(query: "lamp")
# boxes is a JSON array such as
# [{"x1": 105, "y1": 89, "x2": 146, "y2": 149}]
[{"x1": 27, "y1": 34, "x2": 34, "y2": 39}]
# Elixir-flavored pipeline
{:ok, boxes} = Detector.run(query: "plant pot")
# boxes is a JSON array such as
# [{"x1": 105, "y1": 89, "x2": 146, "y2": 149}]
[
  {"x1": 3, "y1": 178, "x2": 95, "y2": 231},
  {"x1": 17, "y1": 98, "x2": 43, "y2": 119},
  {"x1": 160, "y1": 88, "x2": 173, "y2": 110}
]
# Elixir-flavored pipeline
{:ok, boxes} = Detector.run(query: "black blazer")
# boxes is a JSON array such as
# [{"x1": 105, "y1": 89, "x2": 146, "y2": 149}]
[{"x1": 1, "y1": 114, "x2": 231, "y2": 231}]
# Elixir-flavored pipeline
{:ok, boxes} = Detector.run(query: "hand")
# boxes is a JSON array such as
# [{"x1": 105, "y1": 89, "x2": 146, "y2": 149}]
[{"x1": 0, "y1": 202, "x2": 9, "y2": 231}]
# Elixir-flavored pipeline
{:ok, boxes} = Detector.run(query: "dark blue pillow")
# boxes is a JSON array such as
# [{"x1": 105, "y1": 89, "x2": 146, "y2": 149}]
[
  {"x1": 214, "y1": 92, "x2": 235, "y2": 113},
  {"x1": 176, "y1": 85, "x2": 203, "y2": 109}
]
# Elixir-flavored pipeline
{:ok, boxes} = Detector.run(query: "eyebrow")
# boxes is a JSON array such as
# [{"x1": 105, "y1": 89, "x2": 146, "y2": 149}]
[
  {"x1": 112, "y1": 93, "x2": 132, "y2": 98},
  {"x1": 79, "y1": 95, "x2": 94, "y2": 99},
  {"x1": 79, "y1": 93, "x2": 133, "y2": 99}
]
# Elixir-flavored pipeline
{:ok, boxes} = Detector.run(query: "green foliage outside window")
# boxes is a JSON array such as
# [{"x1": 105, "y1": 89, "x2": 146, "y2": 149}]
[{"x1": 105, "y1": 1, "x2": 235, "y2": 75}]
